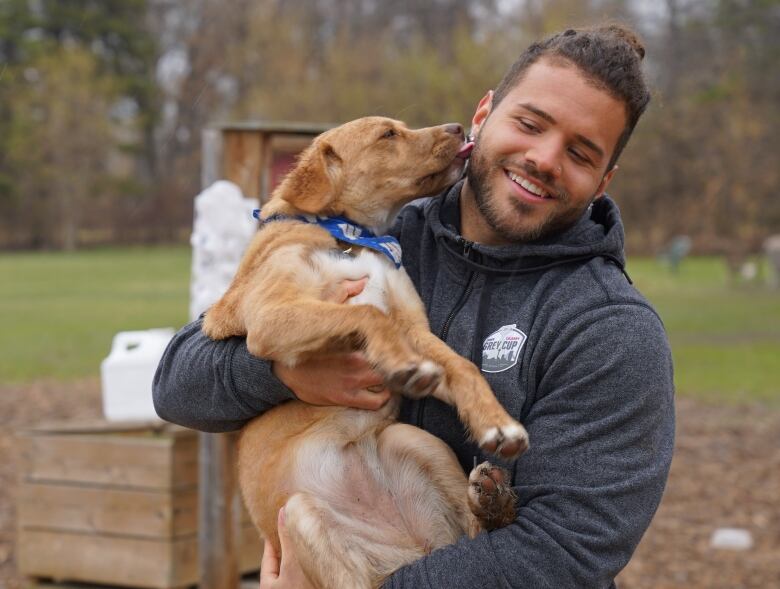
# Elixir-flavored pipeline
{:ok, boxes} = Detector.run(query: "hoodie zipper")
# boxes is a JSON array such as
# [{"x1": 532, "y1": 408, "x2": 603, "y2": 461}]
[{"x1": 415, "y1": 237, "x2": 476, "y2": 428}]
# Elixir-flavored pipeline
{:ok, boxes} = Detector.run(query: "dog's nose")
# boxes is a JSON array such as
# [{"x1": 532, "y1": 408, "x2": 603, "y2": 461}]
[{"x1": 443, "y1": 123, "x2": 464, "y2": 139}]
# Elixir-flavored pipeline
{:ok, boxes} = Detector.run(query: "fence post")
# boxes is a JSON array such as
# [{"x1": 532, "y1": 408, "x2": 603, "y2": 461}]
[{"x1": 199, "y1": 127, "x2": 241, "y2": 589}]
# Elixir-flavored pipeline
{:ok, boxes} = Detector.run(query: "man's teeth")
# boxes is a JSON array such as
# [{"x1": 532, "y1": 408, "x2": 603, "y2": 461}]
[{"x1": 508, "y1": 172, "x2": 549, "y2": 198}]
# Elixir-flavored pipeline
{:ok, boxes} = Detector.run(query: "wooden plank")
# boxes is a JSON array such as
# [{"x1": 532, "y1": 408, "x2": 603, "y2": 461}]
[
  {"x1": 21, "y1": 420, "x2": 179, "y2": 436},
  {"x1": 223, "y1": 131, "x2": 263, "y2": 199},
  {"x1": 209, "y1": 120, "x2": 332, "y2": 135},
  {"x1": 18, "y1": 482, "x2": 252, "y2": 538},
  {"x1": 18, "y1": 483, "x2": 197, "y2": 538},
  {"x1": 20, "y1": 433, "x2": 197, "y2": 490},
  {"x1": 258, "y1": 133, "x2": 272, "y2": 205},
  {"x1": 269, "y1": 134, "x2": 317, "y2": 155},
  {"x1": 202, "y1": 127, "x2": 224, "y2": 190},
  {"x1": 170, "y1": 433, "x2": 199, "y2": 489},
  {"x1": 199, "y1": 431, "x2": 241, "y2": 589},
  {"x1": 18, "y1": 525, "x2": 260, "y2": 588},
  {"x1": 18, "y1": 529, "x2": 187, "y2": 588}
]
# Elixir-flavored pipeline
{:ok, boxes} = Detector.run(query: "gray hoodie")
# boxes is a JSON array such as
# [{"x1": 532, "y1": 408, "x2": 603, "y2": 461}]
[{"x1": 153, "y1": 180, "x2": 675, "y2": 588}]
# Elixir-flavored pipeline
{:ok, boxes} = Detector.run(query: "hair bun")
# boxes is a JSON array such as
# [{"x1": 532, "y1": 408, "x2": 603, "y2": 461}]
[{"x1": 602, "y1": 24, "x2": 646, "y2": 60}]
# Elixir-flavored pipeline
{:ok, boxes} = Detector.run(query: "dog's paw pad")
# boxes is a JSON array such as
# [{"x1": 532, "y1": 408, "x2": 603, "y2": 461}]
[
  {"x1": 406, "y1": 361, "x2": 443, "y2": 397},
  {"x1": 468, "y1": 461, "x2": 517, "y2": 530},
  {"x1": 386, "y1": 360, "x2": 442, "y2": 399},
  {"x1": 479, "y1": 423, "x2": 529, "y2": 459}
]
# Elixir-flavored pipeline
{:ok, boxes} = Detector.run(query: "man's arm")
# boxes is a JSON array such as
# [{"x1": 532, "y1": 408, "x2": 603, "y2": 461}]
[
  {"x1": 384, "y1": 304, "x2": 675, "y2": 589},
  {"x1": 153, "y1": 278, "x2": 389, "y2": 431},
  {"x1": 152, "y1": 316, "x2": 296, "y2": 432}
]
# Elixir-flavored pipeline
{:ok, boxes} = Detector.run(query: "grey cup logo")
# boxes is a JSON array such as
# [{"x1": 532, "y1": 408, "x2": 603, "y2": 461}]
[{"x1": 481, "y1": 324, "x2": 527, "y2": 373}]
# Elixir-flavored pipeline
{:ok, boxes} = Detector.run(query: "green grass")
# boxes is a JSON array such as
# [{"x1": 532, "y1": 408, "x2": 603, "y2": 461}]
[
  {"x1": 628, "y1": 257, "x2": 780, "y2": 404},
  {"x1": 0, "y1": 246, "x2": 191, "y2": 381},
  {"x1": 1, "y1": 248, "x2": 778, "y2": 404}
]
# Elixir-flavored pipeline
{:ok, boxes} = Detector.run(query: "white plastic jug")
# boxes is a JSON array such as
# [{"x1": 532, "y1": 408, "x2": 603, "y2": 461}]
[{"x1": 100, "y1": 328, "x2": 176, "y2": 421}]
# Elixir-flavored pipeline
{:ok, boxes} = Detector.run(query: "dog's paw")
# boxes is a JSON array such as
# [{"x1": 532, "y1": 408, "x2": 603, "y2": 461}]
[
  {"x1": 385, "y1": 360, "x2": 443, "y2": 399},
  {"x1": 478, "y1": 423, "x2": 529, "y2": 459},
  {"x1": 467, "y1": 461, "x2": 517, "y2": 531}
]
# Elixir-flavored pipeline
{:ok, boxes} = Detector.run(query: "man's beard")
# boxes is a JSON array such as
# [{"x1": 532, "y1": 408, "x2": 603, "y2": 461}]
[{"x1": 466, "y1": 138, "x2": 593, "y2": 243}]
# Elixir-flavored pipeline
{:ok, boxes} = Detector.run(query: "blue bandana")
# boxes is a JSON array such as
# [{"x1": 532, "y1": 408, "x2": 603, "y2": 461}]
[{"x1": 253, "y1": 209, "x2": 402, "y2": 268}]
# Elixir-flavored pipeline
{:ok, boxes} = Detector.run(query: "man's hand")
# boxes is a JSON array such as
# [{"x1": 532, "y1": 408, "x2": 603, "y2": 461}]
[
  {"x1": 273, "y1": 351, "x2": 389, "y2": 409},
  {"x1": 260, "y1": 507, "x2": 316, "y2": 589},
  {"x1": 272, "y1": 277, "x2": 390, "y2": 410}
]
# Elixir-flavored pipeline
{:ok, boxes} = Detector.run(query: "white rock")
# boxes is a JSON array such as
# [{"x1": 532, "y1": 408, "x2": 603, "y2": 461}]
[
  {"x1": 189, "y1": 181, "x2": 259, "y2": 321},
  {"x1": 710, "y1": 527, "x2": 754, "y2": 550}
]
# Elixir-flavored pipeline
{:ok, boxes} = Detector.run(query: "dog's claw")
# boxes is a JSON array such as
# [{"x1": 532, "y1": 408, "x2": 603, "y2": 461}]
[{"x1": 479, "y1": 424, "x2": 529, "y2": 459}]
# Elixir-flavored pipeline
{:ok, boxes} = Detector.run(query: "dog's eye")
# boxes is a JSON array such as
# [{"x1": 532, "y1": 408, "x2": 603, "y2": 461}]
[{"x1": 381, "y1": 128, "x2": 397, "y2": 139}]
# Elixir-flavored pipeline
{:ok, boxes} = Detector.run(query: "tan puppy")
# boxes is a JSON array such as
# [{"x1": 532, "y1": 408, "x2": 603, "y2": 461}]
[{"x1": 204, "y1": 117, "x2": 529, "y2": 589}]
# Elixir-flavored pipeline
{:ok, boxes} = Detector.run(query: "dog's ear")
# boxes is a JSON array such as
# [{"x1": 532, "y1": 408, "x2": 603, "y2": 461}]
[{"x1": 276, "y1": 140, "x2": 343, "y2": 214}]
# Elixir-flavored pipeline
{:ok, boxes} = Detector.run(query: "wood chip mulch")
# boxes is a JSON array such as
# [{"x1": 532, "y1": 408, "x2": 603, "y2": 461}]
[{"x1": 0, "y1": 382, "x2": 777, "y2": 588}]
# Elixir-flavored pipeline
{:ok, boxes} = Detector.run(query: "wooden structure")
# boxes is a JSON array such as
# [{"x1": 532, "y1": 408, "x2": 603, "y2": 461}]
[
  {"x1": 202, "y1": 121, "x2": 333, "y2": 202},
  {"x1": 16, "y1": 420, "x2": 261, "y2": 588},
  {"x1": 199, "y1": 121, "x2": 332, "y2": 588}
]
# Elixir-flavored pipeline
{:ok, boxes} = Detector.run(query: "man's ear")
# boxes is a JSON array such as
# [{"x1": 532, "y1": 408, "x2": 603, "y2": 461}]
[
  {"x1": 594, "y1": 165, "x2": 618, "y2": 199},
  {"x1": 276, "y1": 141, "x2": 343, "y2": 213},
  {"x1": 469, "y1": 90, "x2": 493, "y2": 139}
]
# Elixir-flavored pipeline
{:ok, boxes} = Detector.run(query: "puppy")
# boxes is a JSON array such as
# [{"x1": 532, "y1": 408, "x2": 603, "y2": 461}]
[{"x1": 203, "y1": 117, "x2": 529, "y2": 589}]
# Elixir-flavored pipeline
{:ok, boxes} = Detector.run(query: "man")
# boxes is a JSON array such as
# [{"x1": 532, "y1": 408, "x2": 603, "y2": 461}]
[{"x1": 154, "y1": 24, "x2": 674, "y2": 588}]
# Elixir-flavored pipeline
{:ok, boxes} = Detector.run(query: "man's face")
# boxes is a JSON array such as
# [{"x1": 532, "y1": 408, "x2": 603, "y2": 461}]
[{"x1": 464, "y1": 58, "x2": 626, "y2": 244}]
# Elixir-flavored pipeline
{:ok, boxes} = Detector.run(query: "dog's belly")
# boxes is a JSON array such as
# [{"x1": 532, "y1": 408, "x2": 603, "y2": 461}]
[
  {"x1": 292, "y1": 415, "x2": 470, "y2": 557},
  {"x1": 295, "y1": 438, "x2": 412, "y2": 546}
]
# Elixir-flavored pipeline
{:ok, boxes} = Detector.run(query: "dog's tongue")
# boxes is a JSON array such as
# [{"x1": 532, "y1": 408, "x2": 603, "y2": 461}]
[{"x1": 456, "y1": 141, "x2": 475, "y2": 159}]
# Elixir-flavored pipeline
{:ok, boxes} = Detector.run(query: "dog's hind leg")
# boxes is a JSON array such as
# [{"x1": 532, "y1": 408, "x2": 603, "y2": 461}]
[
  {"x1": 283, "y1": 493, "x2": 376, "y2": 589},
  {"x1": 467, "y1": 461, "x2": 517, "y2": 531}
]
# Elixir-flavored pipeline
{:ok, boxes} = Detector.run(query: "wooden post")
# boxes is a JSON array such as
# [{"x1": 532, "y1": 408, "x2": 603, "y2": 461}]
[
  {"x1": 199, "y1": 127, "x2": 242, "y2": 589},
  {"x1": 223, "y1": 131, "x2": 263, "y2": 200},
  {"x1": 199, "y1": 432, "x2": 241, "y2": 588}
]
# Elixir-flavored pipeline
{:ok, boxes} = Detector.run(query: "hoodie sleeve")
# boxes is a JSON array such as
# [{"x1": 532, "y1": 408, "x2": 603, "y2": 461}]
[
  {"x1": 152, "y1": 317, "x2": 296, "y2": 432},
  {"x1": 383, "y1": 303, "x2": 675, "y2": 589}
]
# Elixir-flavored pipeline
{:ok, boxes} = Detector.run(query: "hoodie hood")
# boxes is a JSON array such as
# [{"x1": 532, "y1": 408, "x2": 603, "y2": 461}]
[{"x1": 428, "y1": 180, "x2": 628, "y2": 279}]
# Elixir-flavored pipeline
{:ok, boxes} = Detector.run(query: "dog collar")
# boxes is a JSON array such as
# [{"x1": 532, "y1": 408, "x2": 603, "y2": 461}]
[{"x1": 253, "y1": 209, "x2": 402, "y2": 268}]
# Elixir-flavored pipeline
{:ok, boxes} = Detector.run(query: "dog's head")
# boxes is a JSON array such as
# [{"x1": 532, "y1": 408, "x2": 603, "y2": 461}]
[{"x1": 270, "y1": 117, "x2": 471, "y2": 230}]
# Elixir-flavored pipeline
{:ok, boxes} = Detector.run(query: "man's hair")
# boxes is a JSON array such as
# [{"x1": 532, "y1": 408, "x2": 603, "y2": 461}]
[{"x1": 492, "y1": 24, "x2": 650, "y2": 171}]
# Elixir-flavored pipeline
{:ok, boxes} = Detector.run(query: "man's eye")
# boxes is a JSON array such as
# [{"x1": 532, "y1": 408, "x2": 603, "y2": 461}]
[
  {"x1": 381, "y1": 129, "x2": 397, "y2": 139},
  {"x1": 518, "y1": 119, "x2": 539, "y2": 133},
  {"x1": 569, "y1": 148, "x2": 590, "y2": 164}
]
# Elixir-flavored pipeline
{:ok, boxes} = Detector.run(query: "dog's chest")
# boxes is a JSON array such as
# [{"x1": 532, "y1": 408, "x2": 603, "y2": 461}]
[{"x1": 313, "y1": 248, "x2": 398, "y2": 313}]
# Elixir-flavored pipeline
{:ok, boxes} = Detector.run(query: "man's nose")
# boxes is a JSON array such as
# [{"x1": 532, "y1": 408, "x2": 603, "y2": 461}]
[{"x1": 525, "y1": 138, "x2": 564, "y2": 178}]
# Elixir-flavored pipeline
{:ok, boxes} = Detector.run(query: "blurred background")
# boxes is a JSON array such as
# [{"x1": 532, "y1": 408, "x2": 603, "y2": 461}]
[{"x1": 0, "y1": 1, "x2": 778, "y2": 588}]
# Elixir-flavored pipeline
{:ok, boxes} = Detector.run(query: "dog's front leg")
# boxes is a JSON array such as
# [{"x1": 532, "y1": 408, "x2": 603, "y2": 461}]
[
  {"x1": 245, "y1": 300, "x2": 443, "y2": 398},
  {"x1": 385, "y1": 270, "x2": 528, "y2": 459},
  {"x1": 405, "y1": 328, "x2": 529, "y2": 458}
]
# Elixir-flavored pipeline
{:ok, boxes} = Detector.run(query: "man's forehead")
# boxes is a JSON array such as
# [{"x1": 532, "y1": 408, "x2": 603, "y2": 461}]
[{"x1": 497, "y1": 60, "x2": 626, "y2": 157}]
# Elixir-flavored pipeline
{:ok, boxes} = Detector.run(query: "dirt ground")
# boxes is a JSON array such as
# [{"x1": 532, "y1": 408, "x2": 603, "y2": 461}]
[{"x1": 1, "y1": 379, "x2": 778, "y2": 589}]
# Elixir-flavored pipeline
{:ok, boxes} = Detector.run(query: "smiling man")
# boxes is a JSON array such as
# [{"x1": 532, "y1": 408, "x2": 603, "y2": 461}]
[{"x1": 154, "y1": 24, "x2": 675, "y2": 589}]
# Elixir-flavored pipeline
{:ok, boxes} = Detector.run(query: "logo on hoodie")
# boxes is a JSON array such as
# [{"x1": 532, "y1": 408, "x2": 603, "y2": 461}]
[{"x1": 481, "y1": 324, "x2": 527, "y2": 373}]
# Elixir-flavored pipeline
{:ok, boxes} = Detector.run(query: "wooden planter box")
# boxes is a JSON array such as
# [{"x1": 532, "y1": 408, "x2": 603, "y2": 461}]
[{"x1": 16, "y1": 421, "x2": 261, "y2": 588}]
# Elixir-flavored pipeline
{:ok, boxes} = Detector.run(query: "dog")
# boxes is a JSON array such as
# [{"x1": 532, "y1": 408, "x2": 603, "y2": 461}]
[{"x1": 203, "y1": 117, "x2": 529, "y2": 589}]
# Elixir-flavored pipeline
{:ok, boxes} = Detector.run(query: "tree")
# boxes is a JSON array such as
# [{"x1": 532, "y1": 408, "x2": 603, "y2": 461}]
[{"x1": 5, "y1": 46, "x2": 120, "y2": 249}]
